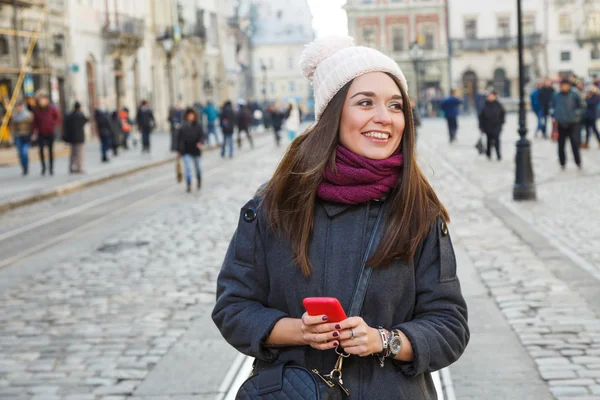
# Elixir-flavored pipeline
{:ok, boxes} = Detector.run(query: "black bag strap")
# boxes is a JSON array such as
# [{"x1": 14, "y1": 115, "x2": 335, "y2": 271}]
[{"x1": 348, "y1": 204, "x2": 385, "y2": 317}]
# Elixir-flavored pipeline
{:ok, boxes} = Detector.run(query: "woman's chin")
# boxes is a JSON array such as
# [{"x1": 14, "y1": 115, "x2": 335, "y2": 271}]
[{"x1": 356, "y1": 147, "x2": 396, "y2": 160}]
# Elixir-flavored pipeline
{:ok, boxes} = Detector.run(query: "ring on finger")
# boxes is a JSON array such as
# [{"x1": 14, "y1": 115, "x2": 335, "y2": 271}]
[{"x1": 350, "y1": 329, "x2": 354, "y2": 339}]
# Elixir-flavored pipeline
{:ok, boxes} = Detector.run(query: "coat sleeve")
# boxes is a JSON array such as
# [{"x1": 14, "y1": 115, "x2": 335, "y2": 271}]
[
  {"x1": 212, "y1": 196, "x2": 288, "y2": 363},
  {"x1": 392, "y1": 218, "x2": 469, "y2": 377}
]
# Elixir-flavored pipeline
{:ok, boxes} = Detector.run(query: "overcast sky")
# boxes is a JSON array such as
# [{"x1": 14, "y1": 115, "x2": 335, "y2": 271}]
[{"x1": 306, "y1": 0, "x2": 348, "y2": 37}]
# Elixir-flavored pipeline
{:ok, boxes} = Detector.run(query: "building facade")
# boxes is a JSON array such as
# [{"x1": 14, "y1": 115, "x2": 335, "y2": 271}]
[
  {"x1": 249, "y1": 0, "x2": 314, "y2": 108},
  {"x1": 449, "y1": 0, "x2": 545, "y2": 111},
  {"x1": 545, "y1": 0, "x2": 600, "y2": 80},
  {"x1": 345, "y1": 0, "x2": 450, "y2": 114}
]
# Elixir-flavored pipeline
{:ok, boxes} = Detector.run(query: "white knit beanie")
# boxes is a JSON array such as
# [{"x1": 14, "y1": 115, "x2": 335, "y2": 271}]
[{"x1": 300, "y1": 36, "x2": 408, "y2": 121}]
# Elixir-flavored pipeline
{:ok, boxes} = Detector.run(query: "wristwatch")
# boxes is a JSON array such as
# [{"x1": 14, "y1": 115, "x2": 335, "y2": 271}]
[{"x1": 387, "y1": 329, "x2": 403, "y2": 358}]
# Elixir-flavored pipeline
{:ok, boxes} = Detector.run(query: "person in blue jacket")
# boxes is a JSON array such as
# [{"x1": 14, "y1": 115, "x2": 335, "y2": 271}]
[
  {"x1": 530, "y1": 82, "x2": 542, "y2": 137},
  {"x1": 441, "y1": 89, "x2": 463, "y2": 143}
]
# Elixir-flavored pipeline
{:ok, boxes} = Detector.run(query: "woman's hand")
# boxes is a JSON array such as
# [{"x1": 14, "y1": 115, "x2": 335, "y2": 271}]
[
  {"x1": 336, "y1": 317, "x2": 383, "y2": 357},
  {"x1": 300, "y1": 313, "x2": 341, "y2": 351}
]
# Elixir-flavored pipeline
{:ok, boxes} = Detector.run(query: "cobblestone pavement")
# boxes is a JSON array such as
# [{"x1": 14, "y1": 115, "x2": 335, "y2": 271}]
[
  {"x1": 420, "y1": 114, "x2": 600, "y2": 399},
  {"x1": 0, "y1": 134, "x2": 285, "y2": 400}
]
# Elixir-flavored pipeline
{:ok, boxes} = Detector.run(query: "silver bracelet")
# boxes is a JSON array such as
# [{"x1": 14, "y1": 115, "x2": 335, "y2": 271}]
[{"x1": 376, "y1": 327, "x2": 389, "y2": 367}]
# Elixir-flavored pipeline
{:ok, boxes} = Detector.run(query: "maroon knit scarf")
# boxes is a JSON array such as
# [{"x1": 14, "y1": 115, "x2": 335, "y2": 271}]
[{"x1": 317, "y1": 145, "x2": 403, "y2": 205}]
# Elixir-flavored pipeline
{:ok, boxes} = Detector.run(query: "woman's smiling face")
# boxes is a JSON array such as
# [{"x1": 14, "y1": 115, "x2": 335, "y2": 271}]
[{"x1": 338, "y1": 72, "x2": 405, "y2": 160}]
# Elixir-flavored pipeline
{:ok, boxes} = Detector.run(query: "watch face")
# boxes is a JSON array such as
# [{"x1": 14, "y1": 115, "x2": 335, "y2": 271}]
[{"x1": 390, "y1": 337, "x2": 402, "y2": 353}]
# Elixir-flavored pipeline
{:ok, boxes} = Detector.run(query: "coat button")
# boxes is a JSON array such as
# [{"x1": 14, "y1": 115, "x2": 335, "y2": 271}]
[
  {"x1": 243, "y1": 207, "x2": 257, "y2": 222},
  {"x1": 440, "y1": 221, "x2": 448, "y2": 236}
]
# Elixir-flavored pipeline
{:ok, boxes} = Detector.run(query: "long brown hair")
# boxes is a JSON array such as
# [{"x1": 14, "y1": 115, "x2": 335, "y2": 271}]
[{"x1": 262, "y1": 73, "x2": 449, "y2": 277}]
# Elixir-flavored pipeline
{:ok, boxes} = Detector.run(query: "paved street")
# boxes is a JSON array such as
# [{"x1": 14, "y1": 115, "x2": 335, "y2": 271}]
[{"x1": 1, "y1": 116, "x2": 600, "y2": 399}]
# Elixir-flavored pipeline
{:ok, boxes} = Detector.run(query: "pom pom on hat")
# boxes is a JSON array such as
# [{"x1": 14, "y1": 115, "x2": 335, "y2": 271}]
[
  {"x1": 301, "y1": 35, "x2": 408, "y2": 121},
  {"x1": 300, "y1": 36, "x2": 355, "y2": 83}
]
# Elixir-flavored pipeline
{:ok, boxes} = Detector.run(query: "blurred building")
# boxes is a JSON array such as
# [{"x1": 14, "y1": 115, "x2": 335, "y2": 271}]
[
  {"x1": 0, "y1": 0, "x2": 69, "y2": 141},
  {"x1": 448, "y1": 0, "x2": 544, "y2": 112},
  {"x1": 345, "y1": 0, "x2": 450, "y2": 114},
  {"x1": 249, "y1": 0, "x2": 314, "y2": 108},
  {"x1": 545, "y1": 0, "x2": 600, "y2": 81}
]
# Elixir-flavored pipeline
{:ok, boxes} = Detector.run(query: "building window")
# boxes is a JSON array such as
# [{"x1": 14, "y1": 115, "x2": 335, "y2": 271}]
[
  {"x1": 420, "y1": 24, "x2": 436, "y2": 50},
  {"x1": 464, "y1": 18, "x2": 477, "y2": 40},
  {"x1": 561, "y1": 51, "x2": 571, "y2": 61},
  {"x1": 0, "y1": 36, "x2": 8, "y2": 55},
  {"x1": 591, "y1": 48, "x2": 600, "y2": 60},
  {"x1": 559, "y1": 14, "x2": 572, "y2": 33},
  {"x1": 361, "y1": 26, "x2": 377, "y2": 48},
  {"x1": 587, "y1": 12, "x2": 600, "y2": 36},
  {"x1": 270, "y1": 82, "x2": 275, "y2": 94},
  {"x1": 391, "y1": 26, "x2": 405, "y2": 52},
  {"x1": 497, "y1": 15, "x2": 510, "y2": 37},
  {"x1": 289, "y1": 81, "x2": 295, "y2": 93},
  {"x1": 523, "y1": 15, "x2": 535, "y2": 36},
  {"x1": 288, "y1": 57, "x2": 294, "y2": 69},
  {"x1": 360, "y1": 0, "x2": 374, "y2": 3},
  {"x1": 269, "y1": 58, "x2": 274, "y2": 69},
  {"x1": 209, "y1": 12, "x2": 218, "y2": 46}
]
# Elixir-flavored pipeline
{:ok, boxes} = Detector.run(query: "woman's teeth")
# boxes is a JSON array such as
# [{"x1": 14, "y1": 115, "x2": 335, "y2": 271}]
[{"x1": 363, "y1": 132, "x2": 390, "y2": 139}]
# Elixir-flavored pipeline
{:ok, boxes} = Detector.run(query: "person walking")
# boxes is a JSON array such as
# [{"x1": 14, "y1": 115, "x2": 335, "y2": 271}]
[
  {"x1": 109, "y1": 111, "x2": 123, "y2": 156},
  {"x1": 178, "y1": 108, "x2": 205, "y2": 192},
  {"x1": 212, "y1": 35, "x2": 469, "y2": 400},
  {"x1": 478, "y1": 90, "x2": 506, "y2": 161},
  {"x1": 203, "y1": 100, "x2": 220, "y2": 145},
  {"x1": 219, "y1": 100, "x2": 235, "y2": 158},
  {"x1": 538, "y1": 78, "x2": 556, "y2": 139},
  {"x1": 269, "y1": 104, "x2": 285, "y2": 147},
  {"x1": 582, "y1": 86, "x2": 600, "y2": 148},
  {"x1": 552, "y1": 78, "x2": 584, "y2": 170},
  {"x1": 285, "y1": 100, "x2": 302, "y2": 141},
  {"x1": 168, "y1": 103, "x2": 184, "y2": 152},
  {"x1": 31, "y1": 90, "x2": 59, "y2": 176},
  {"x1": 10, "y1": 101, "x2": 33, "y2": 176},
  {"x1": 440, "y1": 89, "x2": 462, "y2": 143},
  {"x1": 136, "y1": 100, "x2": 156, "y2": 153},
  {"x1": 530, "y1": 82, "x2": 543, "y2": 137},
  {"x1": 94, "y1": 104, "x2": 112, "y2": 163},
  {"x1": 236, "y1": 102, "x2": 254, "y2": 149},
  {"x1": 118, "y1": 107, "x2": 134, "y2": 149},
  {"x1": 63, "y1": 102, "x2": 88, "y2": 173},
  {"x1": 410, "y1": 98, "x2": 421, "y2": 141}
]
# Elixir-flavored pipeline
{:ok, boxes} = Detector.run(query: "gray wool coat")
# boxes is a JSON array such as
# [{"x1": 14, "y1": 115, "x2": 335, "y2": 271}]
[{"x1": 212, "y1": 192, "x2": 470, "y2": 399}]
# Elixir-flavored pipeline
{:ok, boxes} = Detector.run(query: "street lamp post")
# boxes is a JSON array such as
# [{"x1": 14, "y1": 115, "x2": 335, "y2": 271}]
[
  {"x1": 513, "y1": 0, "x2": 536, "y2": 200},
  {"x1": 409, "y1": 42, "x2": 424, "y2": 110},
  {"x1": 160, "y1": 37, "x2": 175, "y2": 108}
]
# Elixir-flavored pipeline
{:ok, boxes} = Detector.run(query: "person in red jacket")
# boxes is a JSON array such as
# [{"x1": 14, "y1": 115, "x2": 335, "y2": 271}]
[{"x1": 31, "y1": 90, "x2": 59, "y2": 176}]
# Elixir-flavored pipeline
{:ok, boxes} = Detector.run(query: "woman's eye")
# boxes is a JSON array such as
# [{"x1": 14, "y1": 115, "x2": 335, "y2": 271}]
[
  {"x1": 358, "y1": 99, "x2": 372, "y2": 106},
  {"x1": 389, "y1": 103, "x2": 403, "y2": 111}
]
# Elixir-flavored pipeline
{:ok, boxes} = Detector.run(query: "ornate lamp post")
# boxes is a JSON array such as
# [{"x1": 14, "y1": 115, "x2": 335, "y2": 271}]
[
  {"x1": 513, "y1": 0, "x2": 536, "y2": 200},
  {"x1": 159, "y1": 36, "x2": 175, "y2": 107},
  {"x1": 409, "y1": 41, "x2": 424, "y2": 110}
]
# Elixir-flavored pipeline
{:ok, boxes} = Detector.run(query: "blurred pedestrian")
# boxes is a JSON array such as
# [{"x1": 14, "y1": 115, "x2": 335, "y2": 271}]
[
  {"x1": 136, "y1": 100, "x2": 156, "y2": 153},
  {"x1": 538, "y1": 78, "x2": 556, "y2": 139},
  {"x1": 63, "y1": 101, "x2": 88, "y2": 173},
  {"x1": 236, "y1": 101, "x2": 254, "y2": 149},
  {"x1": 178, "y1": 107, "x2": 205, "y2": 192},
  {"x1": 118, "y1": 107, "x2": 134, "y2": 149},
  {"x1": 440, "y1": 89, "x2": 462, "y2": 143},
  {"x1": 10, "y1": 101, "x2": 33, "y2": 176},
  {"x1": 285, "y1": 100, "x2": 301, "y2": 141},
  {"x1": 109, "y1": 111, "x2": 123, "y2": 156},
  {"x1": 220, "y1": 100, "x2": 235, "y2": 158},
  {"x1": 94, "y1": 104, "x2": 112, "y2": 163},
  {"x1": 582, "y1": 86, "x2": 600, "y2": 148},
  {"x1": 212, "y1": 35, "x2": 468, "y2": 400},
  {"x1": 203, "y1": 100, "x2": 220, "y2": 145},
  {"x1": 31, "y1": 90, "x2": 59, "y2": 176},
  {"x1": 478, "y1": 90, "x2": 505, "y2": 161},
  {"x1": 552, "y1": 78, "x2": 583, "y2": 170},
  {"x1": 168, "y1": 102, "x2": 184, "y2": 152},
  {"x1": 410, "y1": 99, "x2": 421, "y2": 141},
  {"x1": 269, "y1": 104, "x2": 285, "y2": 147},
  {"x1": 530, "y1": 82, "x2": 542, "y2": 137}
]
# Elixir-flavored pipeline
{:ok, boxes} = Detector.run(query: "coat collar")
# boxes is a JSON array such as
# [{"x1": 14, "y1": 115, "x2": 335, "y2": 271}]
[{"x1": 319, "y1": 195, "x2": 388, "y2": 218}]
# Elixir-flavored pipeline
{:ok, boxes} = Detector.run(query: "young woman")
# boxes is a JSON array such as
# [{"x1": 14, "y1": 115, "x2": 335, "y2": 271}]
[
  {"x1": 212, "y1": 36, "x2": 469, "y2": 399},
  {"x1": 178, "y1": 108, "x2": 205, "y2": 192}
]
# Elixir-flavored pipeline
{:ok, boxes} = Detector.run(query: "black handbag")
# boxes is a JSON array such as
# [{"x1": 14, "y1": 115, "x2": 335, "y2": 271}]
[{"x1": 235, "y1": 207, "x2": 385, "y2": 400}]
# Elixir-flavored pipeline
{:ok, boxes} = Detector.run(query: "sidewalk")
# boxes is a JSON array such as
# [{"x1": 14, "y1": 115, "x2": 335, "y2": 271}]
[
  {"x1": 0, "y1": 133, "x2": 174, "y2": 213},
  {"x1": 0, "y1": 141, "x2": 70, "y2": 166}
]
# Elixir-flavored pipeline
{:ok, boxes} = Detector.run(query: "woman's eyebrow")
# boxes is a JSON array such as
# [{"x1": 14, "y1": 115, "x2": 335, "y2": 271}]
[{"x1": 350, "y1": 91, "x2": 403, "y2": 101}]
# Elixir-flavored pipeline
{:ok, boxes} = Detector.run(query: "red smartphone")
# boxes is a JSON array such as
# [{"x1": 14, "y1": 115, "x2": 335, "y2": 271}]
[{"x1": 303, "y1": 297, "x2": 347, "y2": 323}]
